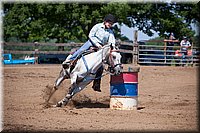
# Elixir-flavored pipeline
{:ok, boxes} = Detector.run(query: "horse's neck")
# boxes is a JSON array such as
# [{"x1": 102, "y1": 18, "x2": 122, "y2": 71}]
[
  {"x1": 84, "y1": 46, "x2": 110, "y2": 72},
  {"x1": 89, "y1": 46, "x2": 108, "y2": 65},
  {"x1": 97, "y1": 46, "x2": 110, "y2": 60}
]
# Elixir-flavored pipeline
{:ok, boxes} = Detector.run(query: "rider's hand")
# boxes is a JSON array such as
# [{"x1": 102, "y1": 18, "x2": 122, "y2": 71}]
[{"x1": 96, "y1": 43, "x2": 102, "y2": 49}]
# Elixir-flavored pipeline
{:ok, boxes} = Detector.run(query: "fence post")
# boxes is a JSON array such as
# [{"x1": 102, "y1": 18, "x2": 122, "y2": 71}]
[
  {"x1": 34, "y1": 42, "x2": 39, "y2": 64},
  {"x1": 132, "y1": 30, "x2": 138, "y2": 65},
  {"x1": 164, "y1": 41, "x2": 167, "y2": 64},
  {"x1": 191, "y1": 42, "x2": 194, "y2": 66}
]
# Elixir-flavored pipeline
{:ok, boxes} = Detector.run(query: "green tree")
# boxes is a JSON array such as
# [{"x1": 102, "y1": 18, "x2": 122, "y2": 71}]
[{"x1": 3, "y1": 2, "x2": 199, "y2": 44}]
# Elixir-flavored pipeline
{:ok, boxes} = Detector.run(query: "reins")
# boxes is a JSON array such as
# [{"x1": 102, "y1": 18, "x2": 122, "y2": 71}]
[{"x1": 82, "y1": 45, "x2": 118, "y2": 82}]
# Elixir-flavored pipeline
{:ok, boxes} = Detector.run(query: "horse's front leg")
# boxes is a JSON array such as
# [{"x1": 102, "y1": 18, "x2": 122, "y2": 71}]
[
  {"x1": 54, "y1": 67, "x2": 70, "y2": 89},
  {"x1": 45, "y1": 86, "x2": 57, "y2": 103}
]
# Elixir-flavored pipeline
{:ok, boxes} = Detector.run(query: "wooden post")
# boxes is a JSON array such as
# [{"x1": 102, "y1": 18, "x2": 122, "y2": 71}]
[
  {"x1": 58, "y1": 46, "x2": 64, "y2": 51},
  {"x1": 132, "y1": 30, "x2": 138, "y2": 65},
  {"x1": 134, "y1": 30, "x2": 138, "y2": 44},
  {"x1": 34, "y1": 42, "x2": 39, "y2": 64},
  {"x1": 164, "y1": 41, "x2": 167, "y2": 64},
  {"x1": 191, "y1": 42, "x2": 194, "y2": 66}
]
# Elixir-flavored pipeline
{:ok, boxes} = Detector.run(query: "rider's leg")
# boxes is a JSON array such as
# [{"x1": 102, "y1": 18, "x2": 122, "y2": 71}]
[
  {"x1": 92, "y1": 66, "x2": 103, "y2": 92},
  {"x1": 63, "y1": 40, "x2": 93, "y2": 63}
]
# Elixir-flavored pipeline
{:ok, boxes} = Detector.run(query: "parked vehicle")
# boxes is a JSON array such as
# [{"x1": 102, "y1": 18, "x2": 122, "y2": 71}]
[
  {"x1": 38, "y1": 54, "x2": 68, "y2": 64},
  {"x1": 2, "y1": 54, "x2": 35, "y2": 65}
]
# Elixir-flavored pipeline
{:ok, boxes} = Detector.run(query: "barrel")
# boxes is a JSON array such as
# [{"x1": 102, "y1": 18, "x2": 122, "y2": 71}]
[{"x1": 110, "y1": 68, "x2": 139, "y2": 110}]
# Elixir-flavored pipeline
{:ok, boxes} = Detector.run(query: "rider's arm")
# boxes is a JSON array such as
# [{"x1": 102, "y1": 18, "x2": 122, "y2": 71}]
[{"x1": 89, "y1": 23, "x2": 102, "y2": 47}]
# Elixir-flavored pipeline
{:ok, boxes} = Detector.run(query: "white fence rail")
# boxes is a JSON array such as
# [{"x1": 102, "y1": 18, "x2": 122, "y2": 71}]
[
  {"x1": 138, "y1": 44, "x2": 199, "y2": 66},
  {"x1": 3, "y1": 41, "x2": 200, "y2": 66}
]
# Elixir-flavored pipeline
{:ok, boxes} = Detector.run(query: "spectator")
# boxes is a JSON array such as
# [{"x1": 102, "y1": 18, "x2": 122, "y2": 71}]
[
  {"x1": 167, "y1": 32, "x2": 176, "y2": 55},
  {"x1": 180, "y1": 36, "x2": 191, "y2": 55},
  {"x1": 180, "y1": 36, "x2": 192, "y2": 66},
  {"x1": 169, "y1": 32, "x2": 175, "y2": 40}
]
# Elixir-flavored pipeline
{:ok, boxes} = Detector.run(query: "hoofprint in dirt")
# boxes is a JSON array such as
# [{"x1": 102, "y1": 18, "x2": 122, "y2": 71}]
[{"x1": 2, "y1": 64, "x2": 198, "y2": 132}]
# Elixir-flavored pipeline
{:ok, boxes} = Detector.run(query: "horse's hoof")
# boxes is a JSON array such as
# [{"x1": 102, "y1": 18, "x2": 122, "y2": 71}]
[
  {"x1": 55, "y1": 102, "x2": 62, "y2": 107},
  {"x1": 62, "y1": 99, "x2": 69, "y2": 106},
  {"x1": 51, "y1": 105, "x2": 57, "y2": 108}
]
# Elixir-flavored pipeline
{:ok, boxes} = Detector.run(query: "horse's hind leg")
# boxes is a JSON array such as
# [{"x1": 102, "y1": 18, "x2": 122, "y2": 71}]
[
  {"x1": 54, "y1": 87, "x2": 73, "y2": 107},
  {"x1": 55, "y1": 79, "x2": 93, "y2": 107},
  {"x1": 55, "y1": 80, "x2": 82, "y2": 107}
]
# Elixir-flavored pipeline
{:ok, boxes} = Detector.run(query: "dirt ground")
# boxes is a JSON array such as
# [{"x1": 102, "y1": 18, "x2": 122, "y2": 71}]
[{"x1": 2, "y1": 64, "x2": 199, "y2": 132}]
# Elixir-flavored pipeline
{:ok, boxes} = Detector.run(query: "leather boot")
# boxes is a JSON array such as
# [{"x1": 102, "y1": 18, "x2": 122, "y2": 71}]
[{"x1": 92, "y1": 79, "x2": 101, "y2": 92}]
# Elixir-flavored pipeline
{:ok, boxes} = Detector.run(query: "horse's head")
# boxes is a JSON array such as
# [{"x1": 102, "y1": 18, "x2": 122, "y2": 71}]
[{"x1": 107, "y1": 45, "x2": 123, "y2": 75}]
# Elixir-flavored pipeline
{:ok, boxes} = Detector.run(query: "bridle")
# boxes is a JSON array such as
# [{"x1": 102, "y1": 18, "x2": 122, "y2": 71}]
[
  {"x1": 108, "y1": 49, "x2": 122, "y2": 73},
  {"x1": 101, "y1": 45, "x2": 122, "y2": 74}
]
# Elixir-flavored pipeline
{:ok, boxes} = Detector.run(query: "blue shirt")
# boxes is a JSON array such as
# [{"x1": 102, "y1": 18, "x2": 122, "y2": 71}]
[{"x1": 89, "y1": 22, "x2": 115, "y2": 47}]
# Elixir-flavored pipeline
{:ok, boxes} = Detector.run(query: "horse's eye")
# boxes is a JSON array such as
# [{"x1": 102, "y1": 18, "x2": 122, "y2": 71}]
[{"x1": 113, "y1": 56, "x2": 116, "y2": 59}]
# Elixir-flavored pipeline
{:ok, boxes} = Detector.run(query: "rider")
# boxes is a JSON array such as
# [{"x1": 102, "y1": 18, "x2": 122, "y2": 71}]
[
  {"x1": 63, "y1": 14, "x2": 116, "y2": 64},
  {"x1": 63, "y1": 14, "x2": 117, "y2": 92}
]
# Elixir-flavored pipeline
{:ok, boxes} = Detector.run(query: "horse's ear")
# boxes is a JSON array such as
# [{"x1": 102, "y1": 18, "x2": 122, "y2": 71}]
[{"x1": 115, "y1": 39, "x2": 121, "y2": 48}]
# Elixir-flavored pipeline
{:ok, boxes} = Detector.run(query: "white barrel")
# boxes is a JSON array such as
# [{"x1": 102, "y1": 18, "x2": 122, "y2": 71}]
[{"x1": 110, "y1": 96, "x2": 138, "y2": 110}]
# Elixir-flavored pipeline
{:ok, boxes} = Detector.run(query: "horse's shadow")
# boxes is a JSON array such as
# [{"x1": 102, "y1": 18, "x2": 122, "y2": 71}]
[{"x1": 72, "y1": 100, "x2": 110, "y2": 109}]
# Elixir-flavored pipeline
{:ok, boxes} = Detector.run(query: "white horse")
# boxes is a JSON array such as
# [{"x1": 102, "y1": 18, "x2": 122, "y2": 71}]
[{"x1": 48, "y1": 44, "x2": 123, "y2": 107}]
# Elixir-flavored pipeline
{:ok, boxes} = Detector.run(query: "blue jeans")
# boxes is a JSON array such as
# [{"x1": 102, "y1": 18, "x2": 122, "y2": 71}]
[{"x1": 69, "y1": 40, "x2": 93, "y2": 60}]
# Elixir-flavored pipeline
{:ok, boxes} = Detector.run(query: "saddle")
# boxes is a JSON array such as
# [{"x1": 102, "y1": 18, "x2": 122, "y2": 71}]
[
  {"x1": 63, "y1": 46, "x2": 98, "y2": 70},
  {"x1": 80, "y1": 47, "x2": 98, "y2": 57}
]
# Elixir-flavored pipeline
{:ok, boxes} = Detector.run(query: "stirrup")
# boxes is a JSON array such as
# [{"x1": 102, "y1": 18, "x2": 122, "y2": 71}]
[
  {"x1": 62, "y1": 59, "x2": 72, "y2": 69},
  {"x1": 62, "y1": 63, "x2": 70, "y2": 69}
]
